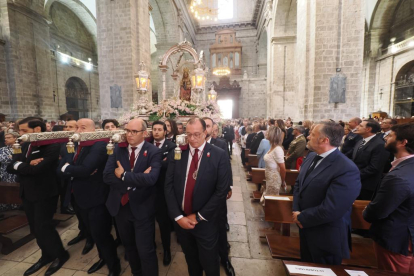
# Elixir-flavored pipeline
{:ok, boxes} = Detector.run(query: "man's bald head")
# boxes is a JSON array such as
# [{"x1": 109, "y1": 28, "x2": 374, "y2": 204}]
[
  {"x1": 127, "y1": 118, "x2": 147, "y2": 131},
  {"x1": 77, "y1": 118, "x2": 95, "y2": 133},
  {"x1": 125, "y1": 118, "x2": 148, "y2": 146}
]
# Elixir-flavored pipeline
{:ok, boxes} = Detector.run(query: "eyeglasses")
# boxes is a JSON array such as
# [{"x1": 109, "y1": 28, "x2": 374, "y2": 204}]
[
  {"x1": 125, "y1": 129, "x2": 145, "y2": 136},
  {"x1": 186, "y1": 132, "x2": 203, "y2": 139}
]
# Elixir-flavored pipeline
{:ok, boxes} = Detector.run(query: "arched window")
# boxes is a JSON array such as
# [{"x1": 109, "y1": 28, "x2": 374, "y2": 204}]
[
  {"x1": 394, "y1": 61, "x2": 414, "y2": 118},
  {"x1": 65, "y1": 77, "x2": 89, "y2": 120}
]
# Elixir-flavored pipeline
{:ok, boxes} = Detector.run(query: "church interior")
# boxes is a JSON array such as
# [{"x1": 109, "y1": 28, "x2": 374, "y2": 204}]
[{"x1": 0, "y1": 0, "x2": 414, "y2": 276}]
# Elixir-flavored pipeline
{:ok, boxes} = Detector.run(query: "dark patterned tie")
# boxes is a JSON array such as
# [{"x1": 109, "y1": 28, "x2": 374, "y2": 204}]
[
  {"x1": 121, "y1": 147, "x2": 137, "y2": 206},
  {"x1": 155, "y1": 142, "x2": 161, "y2": 148},
  {"x1": 184, "y1": 149, "x2": 199, "y2": 215},
  {"x1": 357, "y1": 140, "x2": 366, "y2": 152},
  {"x1": 304, "y1": 155, "x2": 323, "y2": 180}
]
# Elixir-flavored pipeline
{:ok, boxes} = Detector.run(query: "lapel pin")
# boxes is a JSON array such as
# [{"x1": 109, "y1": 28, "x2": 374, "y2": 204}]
[
  {"x1": 144, "y1": 150, "x2": 147, "y2": 157},
  {"x1": 207, "y1": 152, "x2": 210, "y2": 157}
]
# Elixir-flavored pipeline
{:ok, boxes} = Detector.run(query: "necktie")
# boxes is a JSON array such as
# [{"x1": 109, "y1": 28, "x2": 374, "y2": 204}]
[
  {"x1": 73, "y1": 145, "x2": 82, "y2": 163},
  {"x1": 184, "y1": 148, "x2": 199, "y2": 215},
  {"x1": 26, "y1": 144, "x2": 32, "y2": 158},
  {"x1": 121, "y1": 147, "x2": 137, "y2": 206},
  {"x1": 357, "y1": 140, "x2": 366, "y2": 152},
  {"x1": 304, "y1": 155, "x2": 323, "y2": 180},
  {"x1": 155, "y1": 142, "x2": 161, "y2": 148}
]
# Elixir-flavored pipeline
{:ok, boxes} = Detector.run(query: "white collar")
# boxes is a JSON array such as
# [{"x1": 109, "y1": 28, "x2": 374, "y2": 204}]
[
  {"x1": 363, "y1": 134, "x2": 376, "y2": 144},
  {"x1": 295, "y1": 134, "x2": 304, "y2": 139},
  {"x1": 207, "y1": 137, "x2": 212, "y2": 144},
  {"x1": 189, "y1": 141, "x2": 206, "y2": 153},
  {"x1": 154, "y1": 138, "x2": 165, "y2": 147},
  {"x1": 128, "y1": 140, "x2": 144, "y2": 152},
  {"x1": 383, "y1": 130, "x2": 391, "y2": 135},
  {"x1": 318, "y1": 147, "x2": 337, "y2": 159}
]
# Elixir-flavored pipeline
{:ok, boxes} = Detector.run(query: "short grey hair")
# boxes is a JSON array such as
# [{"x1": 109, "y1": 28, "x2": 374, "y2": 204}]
[
  {"x1": 5, "y1": 132, "x2": 19, "y2": 138},
  {"x1": 318, "y1": 121, "x2": 344, "y2": 147},
  {"x1": 293, "y1": 125, "x2": 305, "y2": 134}
]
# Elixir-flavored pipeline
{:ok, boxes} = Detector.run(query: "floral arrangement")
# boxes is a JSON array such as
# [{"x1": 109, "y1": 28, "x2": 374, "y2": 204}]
[{"x1": 118, "y1": 98, "x2": 221, "y2": 124}]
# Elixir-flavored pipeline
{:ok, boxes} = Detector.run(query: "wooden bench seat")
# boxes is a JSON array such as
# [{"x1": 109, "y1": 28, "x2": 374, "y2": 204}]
[{"x1": 0, "y1": 215, "x2": 34, "y2": 255}]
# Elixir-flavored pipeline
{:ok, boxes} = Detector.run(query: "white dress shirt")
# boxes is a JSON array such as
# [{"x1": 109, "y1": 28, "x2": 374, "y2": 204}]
[
  {"x1": 362, "y1": 134, "x2": 376, "y2": 145},
  {"x1": 154, "y1": 139, "x2": 165, "y2": 148},
  {"x1": 175, "y1": 141, "x2": 207, "y2": 222},
  {"x1": 122, "y1": 141, "x2": 145, "y2": 184},
  {"x1": 314, "y1": 147, "x2": 337, "y2": 169}
]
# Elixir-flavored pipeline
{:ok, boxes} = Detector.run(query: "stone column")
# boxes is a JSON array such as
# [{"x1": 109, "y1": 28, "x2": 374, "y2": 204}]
[
  {"x1": 97, "y1": 0, "x2": 151, "y2": 120},
  {"x1": 296, "y1": 0, "x2": 365, "y2": 121}
]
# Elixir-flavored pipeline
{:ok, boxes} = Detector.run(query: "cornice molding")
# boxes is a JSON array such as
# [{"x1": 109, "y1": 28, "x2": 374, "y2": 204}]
[{"x1": 271, "y1": 36, "x2": 297, "y2": 44}]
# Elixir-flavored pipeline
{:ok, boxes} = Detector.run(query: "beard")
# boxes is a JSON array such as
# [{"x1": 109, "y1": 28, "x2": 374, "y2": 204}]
[{"x1": 385, "y1": 140, "x2": 397, "y2": 155}]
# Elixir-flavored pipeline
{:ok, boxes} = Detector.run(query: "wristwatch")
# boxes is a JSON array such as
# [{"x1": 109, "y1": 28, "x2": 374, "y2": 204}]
[{"x1": 196, "y1": 213, "x2": 202, "y2": 223}]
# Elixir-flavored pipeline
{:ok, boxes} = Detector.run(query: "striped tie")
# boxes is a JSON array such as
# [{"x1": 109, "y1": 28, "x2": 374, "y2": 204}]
[{"x1": 357, "y1": 140, "x2": 366, "y2": 152}]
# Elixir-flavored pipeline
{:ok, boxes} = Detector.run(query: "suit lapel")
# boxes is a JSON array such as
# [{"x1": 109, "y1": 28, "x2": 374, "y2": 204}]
[
  {"x1": 133, "y1": 142, "x2": 148, "y2": 172},
  {"x1": 300, "y1": 150, "x2": 337, "y2": 194},
  {"x1": 193, "y1": 143, "x2": 211, "y2": 195},
  {"x1": 352, "y1": 139, "x2": 363, "y2": 160},
  {"x1": 179, "y1": 149, "x2": 190, "y2": 191}
]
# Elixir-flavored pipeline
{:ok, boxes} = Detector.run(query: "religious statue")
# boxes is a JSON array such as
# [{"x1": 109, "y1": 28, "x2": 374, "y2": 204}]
[{"x1": 180, "y1": 67, "x2": 192, "y2": 101}]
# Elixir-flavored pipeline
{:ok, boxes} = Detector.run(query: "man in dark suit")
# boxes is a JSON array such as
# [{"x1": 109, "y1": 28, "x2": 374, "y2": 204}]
[
  {"x1": 292, "y1": 121, "x2": 361, "y2": 265},
  {"x1": 7, "y1": 118, "x2": 69, "y2": 276},
  {"x1": 150, "y1": 120, "x2": 176, "y2": 266},
  {"x1": 341, "y1": 117, "x2": 362, "y2": 157},
  {"x1": 282, "y1": 120, "x2": 294, "y2": 150},
  {"x1": 363, "y1": 123, "x2": 414, "y2": 273},
  {"x1": 222, "y1": 120, "x2": 234, "y2": 157},
  {"x1": 204, "y1": 117, "x2": 234, "y2": 276},
  {"x1": 165, "y1": 118, "x2": 231, "y2": 276},
  {"x1": 57, "y1": 119, "x2": 120, "y2": 275},
  {"x1": 351, "y1": 119, "x2": 389, "y2": 200},
  {"x1": 104, "y1": 118, "x2": 162, "y2": 276},
  {"x1": 249, "y1": 124, "x2": 265, "y2": 154}
]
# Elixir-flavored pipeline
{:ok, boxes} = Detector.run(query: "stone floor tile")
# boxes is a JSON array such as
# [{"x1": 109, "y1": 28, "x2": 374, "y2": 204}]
[
  {"x1": 228, "y1": 212, "x2": 247, "y2": 225},
  {"x1": 228, "y1": 192, "x2": 243, "y2": 202},
  {"x1": 228, "y1": 242, "x2": 251, "y2": 258},
  {"x1": 227, "y1": 225, "x2": 248, "y2": 243},
  {"x1": 231, "y1": 257, "x2": 285, "y2": 276},
  {"x1": 166, "y1": 252, "x2": 188, "y2": 275},
  {"x1": 246, "y1": 221, "x2": 274, "y2": 260},
  {"x1": 0, "y1": 239, "x2": 40, "y2": 262},
  {"x1": 226, "y1": 201, "x2": 245, "y2": 213},
  {"x1": 0, "y1": 259, "x2": 19, "y2": 275}
]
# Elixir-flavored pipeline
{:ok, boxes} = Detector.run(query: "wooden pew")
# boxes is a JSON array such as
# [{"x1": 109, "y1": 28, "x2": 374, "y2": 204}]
[
  {"x1": 251, "y1": 169, "x2": 299, "y2": 200},
  {"x1": 264, "y1": 196, "x2": 376, "y2": 268},
  {"x1": 248, "y1": 154, "x2": 259, "y2": 168}
]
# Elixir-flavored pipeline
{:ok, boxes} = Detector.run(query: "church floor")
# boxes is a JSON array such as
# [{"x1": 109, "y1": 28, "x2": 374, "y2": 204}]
[{"x1": 0, "y1": 144, "x2": 286, "y2": 276}]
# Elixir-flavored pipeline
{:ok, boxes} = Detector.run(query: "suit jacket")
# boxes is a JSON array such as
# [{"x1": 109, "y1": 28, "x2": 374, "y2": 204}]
[
  {"x1": 363, "y1": 157, "x2": 414, "y2": 256},
  {"x1": 246, "y1": 133, "x2": 256, "y2": 149},
  {"x1": 104, "y1": 141, "x2": 162, "y2": 220},
  {"x1": 222, "y1": 125, "x2": 235, "y2": 141},
  {"x1": 0, "y1": 131, "x2": 5, "y2": 148},
  {"x1": 282, "y1": 127, "x2": 294, "y2": 150},
  {"x1": 7, "y1": 142, "x2": 60, "y2": 202},
  {"x1": 56, "y1": 141, "x2": 109, "y2": 209},
  {"x1": 293, "y1": 149, "x2": 361, "y2": 259},
  {"x1": 250, "y1": 132, "x2": 264, "y2": 154},
  {"x1": 351, "y1": 134, "x2": 389, "y2": 192},
  {"x1": 286, "y1": 135, "x2": 307, "y2": 169},
  {"x1": 210, "y1": 137, "x2": 232, "y2": 190},
  {"x1": 164, "y1": 142, "x2": 231, "y2": 221},
  {"x1": 155, "y1": 139, "x2": 176, "y2": 198},
  {"x1": 342, "y1": 132, "x2": 362, "y2": 157}
]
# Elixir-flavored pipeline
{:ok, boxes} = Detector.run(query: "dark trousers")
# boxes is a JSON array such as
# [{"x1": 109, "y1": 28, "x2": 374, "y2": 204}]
[
  {"x1": 241, "y1": 148, "x2": 246, "y2": 165},
  {"x1": 175, "y1": 218, "x2": 220, "y2": 276},
  {"x1": 23, "y1": 196, "x2": 66, "y2": 261},
  {"x1": 115, "y1": 203, "x2": 158, "y2": 276},
  {"x1": 58, "y1": 178, "x2": 68, "y2": 211},
  {"x1": 155, "y1": 194, "x2": 172, "y2": 251},
  {"x1": 299, "y1": 230, "x2": 342, "y2": 265},
  {"x1": 226, "y1": 140, "x2": 233, "y2": 155},
  {"x1": 78, "y1": 204, "x2": 118, "y2": 270},
  {"x1": 71, "y1": 196, "x2": 92, "y2": 241},
  {"x1": 218, "y1": 201, "x2": 229, "y2": 262}
]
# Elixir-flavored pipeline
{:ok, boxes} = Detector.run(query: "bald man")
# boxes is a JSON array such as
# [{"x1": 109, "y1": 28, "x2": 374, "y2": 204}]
[
  {"x1": 57, "y1": 119, "x2": 120, "y2": 275},
  {"x1": 104, "y1": 118, "x2": 162, "y2": 276}
]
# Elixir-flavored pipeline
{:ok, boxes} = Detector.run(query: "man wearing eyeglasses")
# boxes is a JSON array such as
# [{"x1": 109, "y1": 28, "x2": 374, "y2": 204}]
[
  {"x1": 165, "y1": 117, "x2": 231, "y2": 276},
  {"x1": 104, "y1": 118, "x2": 162, "y2": 276}
]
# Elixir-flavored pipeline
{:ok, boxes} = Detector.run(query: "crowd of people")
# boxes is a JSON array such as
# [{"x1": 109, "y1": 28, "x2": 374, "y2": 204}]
[{"x1": 0, "y1": 115, "x2": 413, "y2": 275}]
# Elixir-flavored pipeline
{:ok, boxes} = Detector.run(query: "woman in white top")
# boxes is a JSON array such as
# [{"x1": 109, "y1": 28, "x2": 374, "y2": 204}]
[{"x1": 261, "y1": 126, "x2": 286, "y2": 205}]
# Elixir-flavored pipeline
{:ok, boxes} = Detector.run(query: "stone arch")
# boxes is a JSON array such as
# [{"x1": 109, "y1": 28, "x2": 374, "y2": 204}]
[
  {"x1": 65, "y1": 77, "x2": 90, "y2": 120},
  {"x1": 273, "y1": 0, "x2": 297, "y2": 37},
  {"x1": 393, "y1": 60, "x2": 414, "y2": 117},
  {"x1": 149, "y1": 0, "x2": 179, "y2": 45},
  {"x1": 369, "y1": 0, "x2": 400, "y2": 48},
  {"x1": 44, "y1": 0, "x2": 97, "y2": 45}
]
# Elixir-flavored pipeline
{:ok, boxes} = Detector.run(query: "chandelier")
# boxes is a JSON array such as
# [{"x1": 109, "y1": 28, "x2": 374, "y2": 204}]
[
  {"x1": 212, "y1": 66, "x2": 231, "y2": 76},
  {"x1": 190, "y1": 0, "x2": 218, "y2": 21}
]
